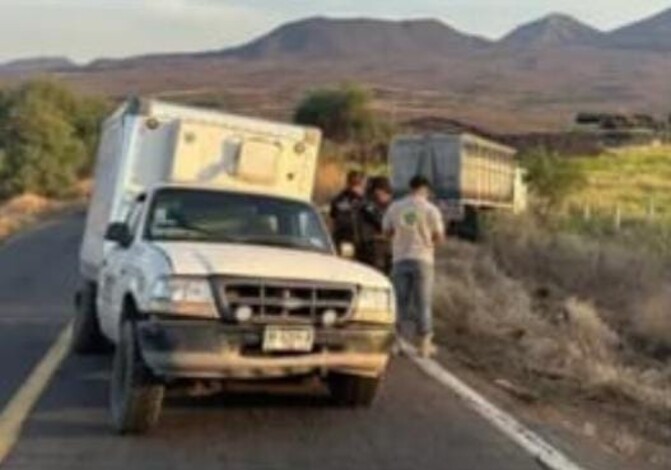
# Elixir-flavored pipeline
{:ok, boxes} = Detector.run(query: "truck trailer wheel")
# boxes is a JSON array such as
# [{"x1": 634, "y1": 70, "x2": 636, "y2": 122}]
[
  {"x1": 110, "y1": 320, "x2": 164, "y2": 435},
  {"x1": 72, "y1": 283, "x2": 109, "y2": 354},
  {"x1": 328, "y1": 373, "x2": 381, "y2": 408}
]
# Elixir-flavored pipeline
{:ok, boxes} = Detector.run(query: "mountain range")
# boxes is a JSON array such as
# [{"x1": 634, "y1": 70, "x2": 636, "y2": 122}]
[{"x1": 2, "y1": 8, "x2": 671, "y2": 131}]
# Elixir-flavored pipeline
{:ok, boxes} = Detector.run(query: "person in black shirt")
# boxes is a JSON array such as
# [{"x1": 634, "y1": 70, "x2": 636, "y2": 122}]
[
  {"x1": 356, "y1": 176, "x2": 393, "y2": 273},
  {"x1": 329, "y1": 170, "x2": 366, "y2": 254}
]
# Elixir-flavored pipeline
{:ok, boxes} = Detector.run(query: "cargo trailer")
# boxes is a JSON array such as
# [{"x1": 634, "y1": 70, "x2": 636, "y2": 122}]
[{"x1": 389, "y1": 132, "x2": 526, "y2": 239}]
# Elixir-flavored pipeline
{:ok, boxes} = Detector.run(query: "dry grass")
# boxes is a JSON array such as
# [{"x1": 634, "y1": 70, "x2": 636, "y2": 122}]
[
  {"x1": 0, "y1": 189, "x2": 88, "y2": 242},
  {"x1": 568, "y1": 146, "x2": 671, "y2": 221},
  {"x1": 486, "y1": 215, "x2": 670, "y2": 337},
  {"x1": 433, "y1": 220, "x2": 671, "y2": 454},
  {"x1": 635, "y1": 288, "x2": 671, "y2": 349},
  {"x1": 0, "y1": 194, "x2": 60, "y2": 240}
]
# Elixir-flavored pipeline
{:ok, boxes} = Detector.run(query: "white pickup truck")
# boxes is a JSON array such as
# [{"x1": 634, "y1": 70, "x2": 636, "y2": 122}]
[{"x1": 73, "y1": 99, "x2": 395, "y2": 434}]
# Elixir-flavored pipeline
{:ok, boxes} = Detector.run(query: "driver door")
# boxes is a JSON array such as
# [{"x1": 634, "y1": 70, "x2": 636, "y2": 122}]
[{"x1": 97, "y1": 197, "x2": 145, "y2": 342}]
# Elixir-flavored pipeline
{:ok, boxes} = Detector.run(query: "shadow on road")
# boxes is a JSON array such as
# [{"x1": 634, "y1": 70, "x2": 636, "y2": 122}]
[{"x1": 26, "y1": 353, "x2": 346, "y2": 439}]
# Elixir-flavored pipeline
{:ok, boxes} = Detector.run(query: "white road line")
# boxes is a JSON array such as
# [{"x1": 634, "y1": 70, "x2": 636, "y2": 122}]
[
  {"x1": 400, "y1": 340, "x2": 587, "y2": 470},
  {"x1": 0, "y1": 323, "x2": 72, "y2": 465}
]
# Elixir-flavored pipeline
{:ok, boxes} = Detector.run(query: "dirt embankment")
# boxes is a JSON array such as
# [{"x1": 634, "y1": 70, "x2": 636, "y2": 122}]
[
  {"x1": 0, "y1": 183, "x2": 90, "y2": 242},
  {"x1": 433, "y1": 217, "x2": 671, "y2": 467}
]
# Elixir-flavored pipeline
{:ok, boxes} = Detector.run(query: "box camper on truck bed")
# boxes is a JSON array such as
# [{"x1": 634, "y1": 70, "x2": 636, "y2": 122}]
[
  {"x1": 389, "y1": 132, "x2": 527, "y2": 239},
  {"x1": 80, "y1": 99, "x2": 321, "y2": 280},
  {"x1": 74, "y1": 99, "x2": 395, "y2": 434}
]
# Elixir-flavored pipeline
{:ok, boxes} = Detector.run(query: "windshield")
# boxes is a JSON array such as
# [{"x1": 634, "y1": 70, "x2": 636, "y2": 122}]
[{"x1": 145, "y1": 188, "x2": 333, "y2": 253}]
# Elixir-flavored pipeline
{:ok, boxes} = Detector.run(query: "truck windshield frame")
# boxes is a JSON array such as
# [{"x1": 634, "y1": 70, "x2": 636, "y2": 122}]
[{"x1": 143, "y1": 188, "x2": 334, "y2": 254}]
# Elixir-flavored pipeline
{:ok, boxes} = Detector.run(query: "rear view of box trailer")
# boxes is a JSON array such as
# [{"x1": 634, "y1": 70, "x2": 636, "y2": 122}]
[
  {"x1": 389, "y1": 133, "x2": 526, "y2": 237},
  {"x1": 80, "y1": 99, "x2": 322, "y2": 280}
]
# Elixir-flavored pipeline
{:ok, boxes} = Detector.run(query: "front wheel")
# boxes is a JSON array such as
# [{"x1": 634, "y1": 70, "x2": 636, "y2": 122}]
[
  {"x1": 328, "y1": 373, "x2": 382, "y2": 408},
  {"x1": 110, "y1": 320, "x2": 164, "y2": 434}
]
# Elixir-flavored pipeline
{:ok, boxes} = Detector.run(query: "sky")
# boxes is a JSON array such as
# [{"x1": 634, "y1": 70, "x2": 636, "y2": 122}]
[{"x1": 0, "y1": 0, "x2": 669, "y2": 63}]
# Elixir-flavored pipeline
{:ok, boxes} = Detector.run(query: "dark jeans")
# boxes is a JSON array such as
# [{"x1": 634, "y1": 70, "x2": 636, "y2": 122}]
[{"x1": 391, "y1": 260, "x2": 434, "y2": 336}]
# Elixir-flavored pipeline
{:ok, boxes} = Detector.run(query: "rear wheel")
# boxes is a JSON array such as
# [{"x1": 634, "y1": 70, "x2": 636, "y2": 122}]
[
  {"x1": 328, "y1": 373, "x2": 381, "y2": 408},
  {"x1": 110, "y1": 320, "x2": 164, "y2": 434},
  {"x1": 456, "y1": 206, "x2": 481, "y2": 242},
  {"x1": 72, "y1": 283, "x2": 109, "y2": 354}
]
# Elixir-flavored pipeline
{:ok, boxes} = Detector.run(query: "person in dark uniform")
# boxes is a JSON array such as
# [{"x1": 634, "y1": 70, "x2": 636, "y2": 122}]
[
  {"x1": 356, "y1": 176, "x2": 393, "y2": 273},
  {"x1": 329, "y1": 170, "x2": 366, "y2": 254}
]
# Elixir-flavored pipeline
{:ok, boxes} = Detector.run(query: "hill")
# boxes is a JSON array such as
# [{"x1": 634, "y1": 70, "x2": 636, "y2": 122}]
[
  {"x1": 3, "y1": 10, "x2": 671, "y2": 132},
  {"x1": 608, "y1": 8, "x2": 671, "y2": 50},
  {"x1": 499, "y1": 14, "x2": 603, "y2": 49},
  {"x1": 0, "y1": 57, "x2": 75, "y2": 75},
  {"x1": 221, "y1": 17, "x2": 489, "y2": 61}
]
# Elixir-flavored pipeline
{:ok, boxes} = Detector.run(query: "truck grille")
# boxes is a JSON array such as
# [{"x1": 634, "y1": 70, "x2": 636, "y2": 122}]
[{"x1": 215, "y1": 278, "x2": 357, "y2": 324}]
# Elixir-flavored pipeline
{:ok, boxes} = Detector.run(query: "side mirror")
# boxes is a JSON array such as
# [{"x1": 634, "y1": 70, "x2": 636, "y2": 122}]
[
  {"x1": 105, "y1": 223, "x2": 133, "y2": 248},
  {"x1": 339, "y1": 242, "x2": 356, "y2": 260}
]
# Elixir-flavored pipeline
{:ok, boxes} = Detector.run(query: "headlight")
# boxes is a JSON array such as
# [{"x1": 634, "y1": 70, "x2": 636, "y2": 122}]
[
  {"x1": 148, "y1": 276, "x2": 217, "y2": 318},
  {"x1": 353, "y1": 288, "x2": 396, "y2": 324}
]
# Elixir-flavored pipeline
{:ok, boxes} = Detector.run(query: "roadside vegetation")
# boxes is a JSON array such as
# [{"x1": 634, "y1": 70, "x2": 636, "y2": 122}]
[
  {"x1": 568, "y1": 146, "x2": 671, "y2": 221},
  {"x1": 430, "y1": 145, "x2": 671, "y2": 464},
  {"x1": 563, "y1": 146, "x2": 671, "y2": 257},
  {"x1": 0, "y1": 79, "x2": 108, "y2": 199},
  {"x1": 0, "y1": 80, "x2": 108, "y2": 240},
  {"x1": 295, "y1": 84, "x2": 391, "y2": 195},
  {"x1": 433, "y1": 227, "x2": 671, "y2": 462}
]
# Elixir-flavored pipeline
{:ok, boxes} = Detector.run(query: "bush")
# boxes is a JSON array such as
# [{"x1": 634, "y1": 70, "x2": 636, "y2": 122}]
[
  {"x1": 294, "y1": 84, "x2": 392, "y2": 168},
  {"x1": 520, "y1": 149, "x2": 586, "y2": 216},
  {"x1": 433, "y1": 222, "x2": 671, "y2": 451},
  {"x1": 294, "y1": 84, "x2": 376, "y2": 143},
  {"x1": 0, "y1": 79, "x2": 109, "y2": 198},
  {"x1": 485, "y1": 214, "x2": 668, "y2": 335}
]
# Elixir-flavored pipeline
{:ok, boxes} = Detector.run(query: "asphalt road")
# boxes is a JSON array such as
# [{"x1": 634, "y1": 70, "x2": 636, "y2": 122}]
[{"x1": 0, "y1": 213, "x2": 611, "y2": 470}]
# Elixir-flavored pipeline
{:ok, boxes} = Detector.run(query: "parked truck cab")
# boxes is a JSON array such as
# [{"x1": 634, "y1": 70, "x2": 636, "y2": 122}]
[{"x1": 73, "y1": 100, "x2": 395, "y2": 434}]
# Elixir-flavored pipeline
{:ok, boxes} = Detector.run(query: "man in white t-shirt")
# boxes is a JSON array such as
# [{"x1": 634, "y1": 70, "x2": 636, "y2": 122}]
[{"x1": 383, "y1": 175, "x2": 445, "y2": 358}]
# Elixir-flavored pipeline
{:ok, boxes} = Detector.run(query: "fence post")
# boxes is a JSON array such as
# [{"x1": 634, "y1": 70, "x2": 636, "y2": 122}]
[
  {"x1": 613, "y1": 205, "x2": 622, "y2": 232},
  {"x1": 647, "y1": 198, "x2": 656, "y2": 223},
  {"x1": 582, "y1": 204, "x2": 591, "y2": 222}
]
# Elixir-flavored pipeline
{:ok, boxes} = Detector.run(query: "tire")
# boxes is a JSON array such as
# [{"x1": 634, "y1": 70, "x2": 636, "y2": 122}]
[
  {"x1": 110, "y1": 320, "x2": 164, "y2": 435},
  {"x1": 72, "y1": 283, "x2": 109, "y2": 355},
  {"x1": 457, "y1": 206, "x2": 481, "y2": 242},
  {"x1": 328, "y1": 373, "x2": 381, "y2": 408}
]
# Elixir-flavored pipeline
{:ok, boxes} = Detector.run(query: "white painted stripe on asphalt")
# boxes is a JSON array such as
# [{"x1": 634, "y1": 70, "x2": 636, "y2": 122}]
[
  {"x1": 0, "y1": 323, "x2": 72, "y2": 465},
  {"x1": 400, "y1": 340, "x2": 587, "y2": 470}
]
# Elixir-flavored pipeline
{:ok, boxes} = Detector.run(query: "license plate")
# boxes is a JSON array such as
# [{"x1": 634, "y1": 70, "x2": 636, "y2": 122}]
[{"x1": 263, "y1": 326, "x2": 315, "y2": 352}]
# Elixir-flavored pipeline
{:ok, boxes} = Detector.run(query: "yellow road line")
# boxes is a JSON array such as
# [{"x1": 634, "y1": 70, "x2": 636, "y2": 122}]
[{"x1": 0, "y1": 323, "x2": 72, "y2": 465}]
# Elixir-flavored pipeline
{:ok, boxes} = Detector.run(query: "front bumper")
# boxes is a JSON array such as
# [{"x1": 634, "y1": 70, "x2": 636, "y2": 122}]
[{"x1": 136, "y1": 319, "x2": 394, "y2": 380}]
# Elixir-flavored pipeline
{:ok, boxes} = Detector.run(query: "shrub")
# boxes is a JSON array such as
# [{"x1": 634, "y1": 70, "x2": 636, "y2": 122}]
[
  {"x1": 294, "y1": 84, "x2": 392, "y2": 168},
  {"x1": 0, "y1": 79, "x2": 109, "y2": 198},
  {"x1": 294, "y1": 84, "x2": 377, "y2": 143},
  {"x1": 433, "y1": 232, "x2": 671, "y2": 440},
  {"x1": 520, "y1": 149, "x2": 586, "y2": 216}
]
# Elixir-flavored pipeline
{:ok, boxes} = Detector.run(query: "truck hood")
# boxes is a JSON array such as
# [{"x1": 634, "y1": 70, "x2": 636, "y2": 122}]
[{"x1": 154, "y1": 242, "x2": 391, "y2": 289}]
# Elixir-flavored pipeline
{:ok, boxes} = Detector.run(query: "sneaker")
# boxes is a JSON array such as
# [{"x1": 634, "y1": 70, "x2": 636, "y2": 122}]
[{"x1": 419, "y1": 334, "x2": 437, "y2": 358}]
